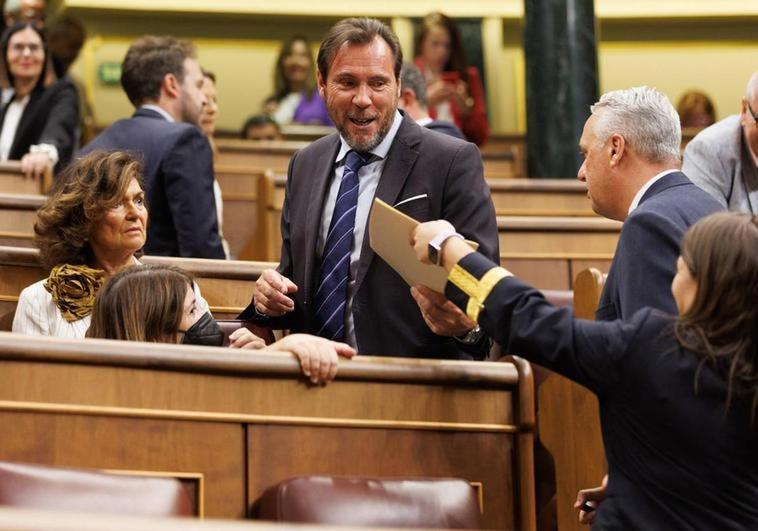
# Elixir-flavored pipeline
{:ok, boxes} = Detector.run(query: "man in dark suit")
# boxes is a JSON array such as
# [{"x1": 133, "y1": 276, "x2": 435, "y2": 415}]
[
  {"x1": 398, "y1": 62, "x2": 464, "y2": 140},
  {"x1": 573, "y1": 85, "x2": 723, "y2": 523},
  {"x1": 243, "y1": 18, "x2": 498, "y2": 359},
  {"x1": 81, "y1": 36, "x2": 224, "y2": 259},
  {"x1": 577, "y1": 86, "x2": 723, "y2": 322}
]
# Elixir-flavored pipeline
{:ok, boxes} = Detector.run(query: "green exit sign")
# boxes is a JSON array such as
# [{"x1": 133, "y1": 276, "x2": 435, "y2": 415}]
[{"x1": 98, "y1": 62, "x2": 121, "y2": 85}]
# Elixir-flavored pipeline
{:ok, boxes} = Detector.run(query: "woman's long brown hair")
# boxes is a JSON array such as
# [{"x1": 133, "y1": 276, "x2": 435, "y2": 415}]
[
  {"x1": 674, "y1": 212, "x2": 758, "y2": 422},
  {"x1": 87, "y1": 264, "x2": 193, "y2": 344}
]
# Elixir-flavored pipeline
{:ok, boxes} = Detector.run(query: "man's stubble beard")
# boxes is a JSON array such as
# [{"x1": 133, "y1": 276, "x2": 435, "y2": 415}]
[{"x1": 330, "y1": 101, "x2": 397, "y2": 154}]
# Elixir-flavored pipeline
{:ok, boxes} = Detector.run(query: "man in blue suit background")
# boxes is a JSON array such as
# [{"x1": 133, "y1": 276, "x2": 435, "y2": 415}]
[
  {"x1": 578, "y1": 86, "x2": 723, "y2": 322},
  {"x1": 81, "y1": 36, "x2": 225, "y2": 259}
]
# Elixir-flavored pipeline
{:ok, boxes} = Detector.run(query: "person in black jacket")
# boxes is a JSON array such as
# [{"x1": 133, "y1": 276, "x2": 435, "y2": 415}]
[
  {"x1": 411, "y1": 211, "x2": 758, "y2": 530},
  {"x1": 0, "y1": 22, "x2": 78, "y2": 178}
]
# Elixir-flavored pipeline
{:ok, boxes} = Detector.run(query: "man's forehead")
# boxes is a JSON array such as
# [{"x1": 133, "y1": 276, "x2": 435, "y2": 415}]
[
  {"x1": 183, "y1": 58, "x2": 202, "y2": 78},
  {"x1": 328, "y1": 36, "x2": 394, "y2": 74}
]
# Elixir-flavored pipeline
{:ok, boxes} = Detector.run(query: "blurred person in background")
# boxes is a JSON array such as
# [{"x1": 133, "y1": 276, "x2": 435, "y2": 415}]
[
  {"x1": 0, "y1": 22, "x2": 78, "y2": 178},
  {"x1": 241, "y1": 113, "x2": 281, "y2": 140},
  {"x1": 414, "y1": 12, "x2": 488, "y2": 146},
  {"x1": 677, "y1": 90, "x2": 716, "y2": 129},
  {"x1": 398, "y1": 62, "x2": 463, "y2": 140},
  {"x1": 199, "y1": 68, "x2": 230, "y2": 258},
  {"x1": 266, "y1": 35, "x2": 331, "y2": 126}
]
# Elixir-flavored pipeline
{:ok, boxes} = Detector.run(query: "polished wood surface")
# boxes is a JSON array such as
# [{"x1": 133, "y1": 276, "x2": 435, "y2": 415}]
[
  {"x1": 498, "y1": 216, "x2": 620, "y2": 256},
  {"x1": 0, "y1": 333, "x2": 535, "y2": 528},
  {"x1": 0, "y1": 193, "x2": 43, "y2": 248},
  {"x1": 215, "y1": 139, "x2": 305, "y2": 172},
  {"x1": 0, "y1": 507, "x2": 416, "y2": 530},
  {"x1": 488, "y1": 178, "x2": 594, "y2": 217},
  {"x1": 538, "y1": 268, "x2": 606, "y2": 531},
  {"x1": 0, "y1": 161, "x2": 48, "y2": 195},
  {"x1": 215, "y1": 165, "x2": 276, "y2": 260},
  {"x1": 0, "y1": 246, "x2": 276, "y2": 327}
]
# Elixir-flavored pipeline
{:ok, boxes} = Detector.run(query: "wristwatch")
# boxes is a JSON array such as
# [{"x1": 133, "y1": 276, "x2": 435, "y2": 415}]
[
  {"x1": 428, "y1": 229, "x2": 464, "y2": 266},
  {"x1": 455, "y1": 325, "x2": 483, "y2": 345}
]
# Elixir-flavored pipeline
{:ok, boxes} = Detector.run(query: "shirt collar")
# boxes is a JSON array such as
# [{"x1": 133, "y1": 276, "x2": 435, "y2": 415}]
[
  {"x1": 628, "y1": 168, "x2": 679, "y2": 215},
  {"x1": 335, "y1": 110, "x2": 403, "y2": 165},
  {"x1": 416, "y1": 116, "x2": 433, "y2": 127},
  {"x1": 140, "y1": 104, "x2": 175, "y2": 123}
]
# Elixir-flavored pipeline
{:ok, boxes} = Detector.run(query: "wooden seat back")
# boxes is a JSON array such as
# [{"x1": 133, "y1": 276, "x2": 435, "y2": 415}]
[
  {"x1": 538, "y1": 267, "x2": 607, "y2": 531},
  {"x1": 215, "y1": 139, "x2": 306, "y2": 173},
  {"x1": 0, "y1": 161, "x2": 48, "y2": 195},
  {"x1": 0, "y1": 193, "x2": 44, "y2": 248},
  {"x1": 214, "y1": 165, "x2": 275, "y2": 260},
  {"x1": 488, "y1": 178, "x2": 594, "y2": 217}
]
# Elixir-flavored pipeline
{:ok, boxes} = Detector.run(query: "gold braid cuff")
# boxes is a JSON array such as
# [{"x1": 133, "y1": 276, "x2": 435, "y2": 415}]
[
  {"x1": 449, "y1": 264, "x2": 510, "y2": 322},
  {"x1": 44, "y1": 264, "x2": 106, "y2": 323}
]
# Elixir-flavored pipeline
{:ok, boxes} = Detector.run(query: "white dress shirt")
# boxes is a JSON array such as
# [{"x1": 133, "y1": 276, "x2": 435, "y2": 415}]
[
  {"x1": 0, "y1": 94, "x2": 29, "y2": 160},
  {"x1": 141, "y1": 104, "x2": 175, "y2": 122},
  {"x1": 628, "y1": 169, "x2": 680, "y2": 215},
  {"x1": 316, "y1": 111, "x2": 403, "y2": 347}
]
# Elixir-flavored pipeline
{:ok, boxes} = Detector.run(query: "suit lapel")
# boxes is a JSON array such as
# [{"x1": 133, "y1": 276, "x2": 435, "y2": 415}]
[
  {"x1": 303, "y1": 136, "x2": 341, "y2": 299},
  {"x1": 352, "y1": 117, "x2": 420, "y2": 295}
]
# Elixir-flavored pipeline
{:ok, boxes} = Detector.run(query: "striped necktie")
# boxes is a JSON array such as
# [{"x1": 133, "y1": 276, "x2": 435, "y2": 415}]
[{"x1": 314, "y1": 150, "x2": 369, "y2": 341}]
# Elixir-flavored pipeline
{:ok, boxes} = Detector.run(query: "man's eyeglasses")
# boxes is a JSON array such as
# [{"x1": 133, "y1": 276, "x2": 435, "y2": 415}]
[{"x1": 747, "y1": 101, "x2": 758, "y2": 123}]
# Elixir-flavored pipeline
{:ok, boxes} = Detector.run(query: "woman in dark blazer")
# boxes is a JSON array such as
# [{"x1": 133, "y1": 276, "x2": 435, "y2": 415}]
[
  {"x1": 411, "y1": 211, "x2": 758, "y2": 529},
  {"x1": 0, "y1": 22, "x2": 78, "y2": 178}
]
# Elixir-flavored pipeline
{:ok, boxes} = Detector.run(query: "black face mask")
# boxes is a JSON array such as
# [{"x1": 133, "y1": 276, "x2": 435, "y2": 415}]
[{"x1": 180, "y1": 312, "x2": 225, "y2": 347}]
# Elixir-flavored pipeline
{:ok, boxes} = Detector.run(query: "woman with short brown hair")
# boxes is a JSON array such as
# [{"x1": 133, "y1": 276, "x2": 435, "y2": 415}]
[{"x1": 12, "y1": 150, "x2": 212, "y2": 339}]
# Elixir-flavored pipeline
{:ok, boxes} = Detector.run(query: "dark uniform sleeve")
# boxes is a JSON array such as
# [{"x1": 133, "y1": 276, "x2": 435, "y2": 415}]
[{"x1": 446, "y1": 252, "x2": 648, "y2": 396}]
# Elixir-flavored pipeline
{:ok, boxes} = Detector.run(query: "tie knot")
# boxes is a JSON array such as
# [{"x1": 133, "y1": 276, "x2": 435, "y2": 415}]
[{"x1": 345, "y1": 150, "x2": 369, "y2": 173}]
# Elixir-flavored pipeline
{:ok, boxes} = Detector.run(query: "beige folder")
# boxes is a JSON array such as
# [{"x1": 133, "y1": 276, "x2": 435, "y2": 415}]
[{"x1": 368, "y1": 198, "x2": 477, "y2": 293}]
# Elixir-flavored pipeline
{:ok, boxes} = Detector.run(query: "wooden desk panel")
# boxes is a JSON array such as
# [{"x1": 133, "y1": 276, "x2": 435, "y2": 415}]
[
  {"x1": 0, "y1": 412, "x2": 245, "y2": 518},
  {"x1": 247, "y1": 425, "x2": 515, "y2": 529},
  {"x1": 0, "y1": 334, "x2": 535, "y2": 530}
]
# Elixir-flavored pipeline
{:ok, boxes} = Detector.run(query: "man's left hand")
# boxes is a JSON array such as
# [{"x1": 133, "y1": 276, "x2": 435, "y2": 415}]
[{"x1": 411, "y1": 284, "x2": 476, "y2": 336}]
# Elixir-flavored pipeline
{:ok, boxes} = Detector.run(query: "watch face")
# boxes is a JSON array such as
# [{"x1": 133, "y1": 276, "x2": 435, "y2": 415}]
[{"x1": 428, "y1": 242, "x2": 439, "y2": 265}]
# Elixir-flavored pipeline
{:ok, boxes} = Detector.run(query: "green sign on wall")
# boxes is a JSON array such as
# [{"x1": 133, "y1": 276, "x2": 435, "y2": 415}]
[{"x1": 98, "y1": 62, "x2": 122, "y2": 86}]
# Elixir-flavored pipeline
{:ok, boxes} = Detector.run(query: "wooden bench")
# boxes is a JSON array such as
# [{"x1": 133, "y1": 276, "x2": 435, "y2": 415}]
[
  {"x1": 0, "y1": 161, "x2": 49, "y2": 195},
  {"x1": 538, "y1": 268, "x2": 606, "y2": 531},
  {"x1": 0, "y1": 333, "x2": 536, "y2": 529},
  {"x1": 214, "y1": 165, "x2": 277, "y2": 260},
  {"x1": 0, "y1": 194, "x2": 44, "y2": 248},
  {"x1": 0, "y1": 246, "x2": 277, "y2": 329},
  {"x1": 482, "y1": 151, "x2": 524, "y2": 179},
  {"x1": 279, "y1": 123, "x2": 335, "y2": 142},
  {"x1": 489, "y1": 178, "x2": 594, "y2": 217},
  {"x1": 215, "y1": 139, "x2": 306, "y2": 173}
]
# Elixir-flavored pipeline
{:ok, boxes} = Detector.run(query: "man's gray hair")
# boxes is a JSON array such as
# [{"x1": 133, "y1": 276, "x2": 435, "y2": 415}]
[
  {"x1": 400, "y1": 63, "x2": 427, "y2": 107},
  {"x1": 3, "y1": 0, "x2": 22, "y2": 14},
  {"x1": 590, "y1": 86, "x2": 681, "y2": 164}
]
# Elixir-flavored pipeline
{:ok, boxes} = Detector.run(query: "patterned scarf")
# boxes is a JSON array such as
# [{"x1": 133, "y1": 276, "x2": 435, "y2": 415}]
[{"x1": 44, "y1": 264, "x2": 106, "y2": 323}]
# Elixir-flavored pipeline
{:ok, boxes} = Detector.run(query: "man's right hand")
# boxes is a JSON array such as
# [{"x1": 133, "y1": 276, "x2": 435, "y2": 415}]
[
  {"x1": 574, "y1": 474, "x2": 608, "y2": 525},
  {"x1": 254, "y1": 269, "x2": 298, "y2": 316}
]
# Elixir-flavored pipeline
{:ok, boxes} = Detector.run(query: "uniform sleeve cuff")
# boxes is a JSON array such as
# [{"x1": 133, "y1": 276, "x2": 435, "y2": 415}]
[{"x1": 444, "y1": 253, "x2": 510, "y2": 323}]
